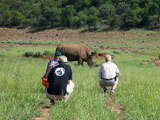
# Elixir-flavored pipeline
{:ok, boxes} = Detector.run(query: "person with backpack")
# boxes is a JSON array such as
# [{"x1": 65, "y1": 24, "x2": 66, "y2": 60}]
[
  {"x1": 46, "y1": 56, "x2": 74, "y2": 104},
  {"x1": 42, "y1": 50, "x2": 62, "y2": 79},
  {"x1": 99, "y1": 54, "x2": 120, "y2": 93}
]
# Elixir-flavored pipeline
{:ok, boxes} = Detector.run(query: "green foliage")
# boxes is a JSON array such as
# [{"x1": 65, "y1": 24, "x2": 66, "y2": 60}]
[
  {"x1": 148, "y1": 15, "x2": 160, "y2": 29},
  {"x1": 9, "y1": 10, "x2": 26, "y2": 26},
  {"x1": 1, "y1": 51, "x2": 160, "y2": 119},
  {"x1": 1, "y1": 29, "x2": 160, "y2": 119},
  {"x1": 23, "y1": 51, "x2": 34, "y2": 57},
  {"x1": 43, "y1": 50, "x2": 52, "y2": 56},
  {"x1": 42, "y1": 7, "x2": 61, "y2": 27},
  {"x1": 33, "y1": 51, "x2": 42, "y2": 57},
  {"x1": 61, "y1": 5, "x2": 76, "y2": 27},
  {"x1": 105, "y1": 50, "x2": 113, "y2": 55},
  {"x1": 23, "y1": 50, "x2": 53, "y2": 57},
  {"x1": 113, "y1": 50, "x2": 122, "y2": 54},
  {"x1": 0, "y1": 0, "x2": 159, "y2": 30},
  {"x1": 23, "y1": 51, "x2": 43, "y2": 57},
  {"x1": 99, "y1": 4, "x2": 115, "y2": 23},
  {"x1": 74, "y1": 0, "x2": 90, "y2": 10}
]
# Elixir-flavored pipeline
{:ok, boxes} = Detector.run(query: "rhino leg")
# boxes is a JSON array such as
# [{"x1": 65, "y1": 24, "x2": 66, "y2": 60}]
[{"x1": 78, "y1": 58, "x2": 83, "y2": 65}]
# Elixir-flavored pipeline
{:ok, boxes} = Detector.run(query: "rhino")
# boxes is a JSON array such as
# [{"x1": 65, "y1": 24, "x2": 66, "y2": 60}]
[{"x1": 56, "y1": 44, "x2": 95, "y2": 66}]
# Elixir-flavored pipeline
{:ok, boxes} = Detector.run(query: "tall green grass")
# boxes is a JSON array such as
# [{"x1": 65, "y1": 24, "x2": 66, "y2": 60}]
[
  {"x1": 49, "y1": 65, "x2": 116, "y2": 120},
  {"x1": 0, "y1": 29, "x2": 160, "y2": 120},
  {"x1": 117, "y1": 65, "x2": 160, "y2": 119},
  {"x1": 0, "y1": 52, "x2": 160, "y2": 120},
  {"x1": 0, "y1": 57, "x2": 47, "y2": 120}
]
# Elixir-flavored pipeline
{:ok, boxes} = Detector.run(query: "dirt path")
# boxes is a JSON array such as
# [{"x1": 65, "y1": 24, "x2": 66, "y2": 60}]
[
  {"x1": 32, "y1": 104, "x2": 50, "y2": 120},
  {"x1": 107, "y1": 96, "x2": 125, "y2": 120}
]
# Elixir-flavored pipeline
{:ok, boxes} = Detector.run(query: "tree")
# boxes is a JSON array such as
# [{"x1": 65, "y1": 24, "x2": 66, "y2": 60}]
[
  {"x1": 0, "y1": 3, "x2": 9, "y2": 26},
  {"x1": 74, "y1": 0, "x2": 90, "y2": 11},
  {"x1": 86, "y1": 6, "x2": 99, "y2": 30},
  {"x1": 71, "y1": 11, "x2": 88, "y2": 28},
  {"x1": 99, "y1": 4, "x2": 116, "y2": 29},
  {"x1": 9, "y1": 11, "x2": 26, "y2": 26},
  {"x1": 43, "y1": 7, "x2": 61, "y2": 27},
  {"x1": 61, "y1": 5, "x2": 76, "y2": 27}
]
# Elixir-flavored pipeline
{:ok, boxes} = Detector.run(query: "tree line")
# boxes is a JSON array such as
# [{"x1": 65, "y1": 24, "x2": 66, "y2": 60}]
[{"x1": 0, "y1": 0, "x2": 159, "y2": 31}]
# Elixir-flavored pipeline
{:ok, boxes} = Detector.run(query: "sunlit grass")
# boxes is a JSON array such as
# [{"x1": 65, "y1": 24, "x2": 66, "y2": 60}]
[
  {"x1": 1, "y1": 51, "x2": 160, "y2": 119},
  {"x1": 0, "y1": 57, "x2": 47, "y2": 120},
  {"x1": 0, "y1": 29, "x2": 160, "y2": 119}
]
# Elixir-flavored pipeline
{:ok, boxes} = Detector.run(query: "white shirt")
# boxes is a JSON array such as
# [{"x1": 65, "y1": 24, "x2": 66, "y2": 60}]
[{"x1": 99, "y1": 62, "x2": 120, "y2": 79}]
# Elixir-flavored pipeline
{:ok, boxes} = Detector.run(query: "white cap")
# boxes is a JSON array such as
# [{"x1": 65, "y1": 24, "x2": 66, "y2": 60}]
[
  {"x1": 59, "y1": 55, "x2": 68, "y2": 63},
  {"x1": 105, "y1": 54, "x2": 112, "y2": 62}
]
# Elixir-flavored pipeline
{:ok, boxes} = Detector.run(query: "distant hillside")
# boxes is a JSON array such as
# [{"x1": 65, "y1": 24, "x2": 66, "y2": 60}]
[{"x1": 0, "y1": 0, "x2": 159, "y2": 31}]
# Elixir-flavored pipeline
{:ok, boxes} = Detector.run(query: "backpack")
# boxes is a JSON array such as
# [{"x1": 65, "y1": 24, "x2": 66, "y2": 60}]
[{"x1": 42, "y1": 78, "x2": 48, "y2": 88}]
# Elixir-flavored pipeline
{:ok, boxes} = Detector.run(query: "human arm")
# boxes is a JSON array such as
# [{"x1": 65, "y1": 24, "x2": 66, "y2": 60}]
[
  {"x1": 65, "y1": 67, "x2": 74, "y2": 103},
  {"x1": 116, "y1": 73, "x2": 120, "y2": 77},
  {"x1": 115, "y1": 65, "x2": 120, "y2": 77},
  {"x1": 99, "y1": 65, "x2": 103, "y2": 79},
  {"x1": 68, "y1": 66, "x2": 72, "y2": 83},
  {"x1": 68, "y1": 80, "x2": 71, "y2": 84}
]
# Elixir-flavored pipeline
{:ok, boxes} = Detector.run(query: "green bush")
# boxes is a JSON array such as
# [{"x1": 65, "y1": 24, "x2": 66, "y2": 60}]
[
  {"x1": 105, "y1": 50, "x2": 112, "y2": 55},
  {"x1": 43, "y1": 50, "x2": 52, "y2": 56},
  {"x1": 21, "y1": 19, "x2": 31, "y2": 26},
  {"x1": 23, "y1": 51, "x2": 34, "y2": 57},
  {"x1": 113, "y1": 50, "x2": 122, "y2": 54},
  {"x1": 33, "y1": 51, "x2": 42, "y2": 57},
  {"x1": 125, "y1": 50, "x2": 130, "y2": 53},
  {"x1": 9, "y1": 11, "x2": 26, "y2": 26}
]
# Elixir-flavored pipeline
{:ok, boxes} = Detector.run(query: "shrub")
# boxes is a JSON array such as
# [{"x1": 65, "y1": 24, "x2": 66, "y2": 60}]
[
  {"x1": 90, "y1": 46, "x2": 99, "y2": 52},
  {"x1": 105, "y1": 50, "x2": 112, "y2": 55},
  {"x1": 23, "y1": 51, "x2": 34, "y2": 57},
  {"x1": 125, "y1": 50, "x2": 130, "y2": 53},
  {"x1": 113, "y1": 50, "x2": 122, "y2": 54},
  {"x1": 9, "y1": 11, "x2": 26, "y2": 26},
  {"x1": 99, "y1": 44, "x2": 105, "y2": 48},
  {"x1": 33, "y1": 51, "x2": 42, "y2": 57},
  {"x1": 21, "y1": 19, "x2": 31, "y2": 26},
  {"x1": 43, "y1": 50, "x2": 52, "y2": 56}
]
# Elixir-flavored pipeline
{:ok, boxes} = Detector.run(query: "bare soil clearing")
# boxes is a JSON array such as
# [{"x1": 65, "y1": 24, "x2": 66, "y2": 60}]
[
  {"x1": 1, "y1": 27, "x2": 159, "y2": 42},
  {"x1": 0, "y1": 27, "x2": 63, "y2": 41}
]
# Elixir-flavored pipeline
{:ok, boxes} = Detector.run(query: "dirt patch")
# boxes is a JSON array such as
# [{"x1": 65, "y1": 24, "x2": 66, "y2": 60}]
[
  {"x1": 142, "y1": 55, "x2": 160, "y2": 66},
  {"x1": 1, "y1": 27, "x2": 159, "y2": 43},
  {"x1": 0, "y1": 27, "x2": 65, "y2": 42},
  {"x1": 107, "y1": 95, "x2": 125, "y2": 120},
  {"x1": 93, "y1": 53, "x2": 107, "y2": 60},
  {"x1": 108, "y1": 97, "x2": 124, "y2": 114},
  {"x1": 154, "y1": 60, "x2": 160, "y2": 66},
  {"x1": 32, "y1": 104, "x2": 50, "y2": 120},
  {"x1": 110, "y1": 103, "x2": 124, "y2": 114}
]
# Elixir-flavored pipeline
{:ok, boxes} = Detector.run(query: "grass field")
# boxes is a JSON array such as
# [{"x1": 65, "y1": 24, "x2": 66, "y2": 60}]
[{"x1": 0, "y1": 29, "x2": 160, "y2": 120}]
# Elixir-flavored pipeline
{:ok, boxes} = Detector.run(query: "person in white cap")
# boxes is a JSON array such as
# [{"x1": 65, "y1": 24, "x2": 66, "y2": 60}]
[
  {"x1": 99, "y1": 54, "x2": 120, "y2": 93},
  {"x1": 46, "y1": 55, "x2": 74, "y2": 104}
]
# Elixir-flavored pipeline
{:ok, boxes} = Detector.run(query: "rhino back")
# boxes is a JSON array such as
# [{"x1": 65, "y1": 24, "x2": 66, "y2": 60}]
[{"x1": 56, "y1": 44, "x2": 90, "y2": 60}]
